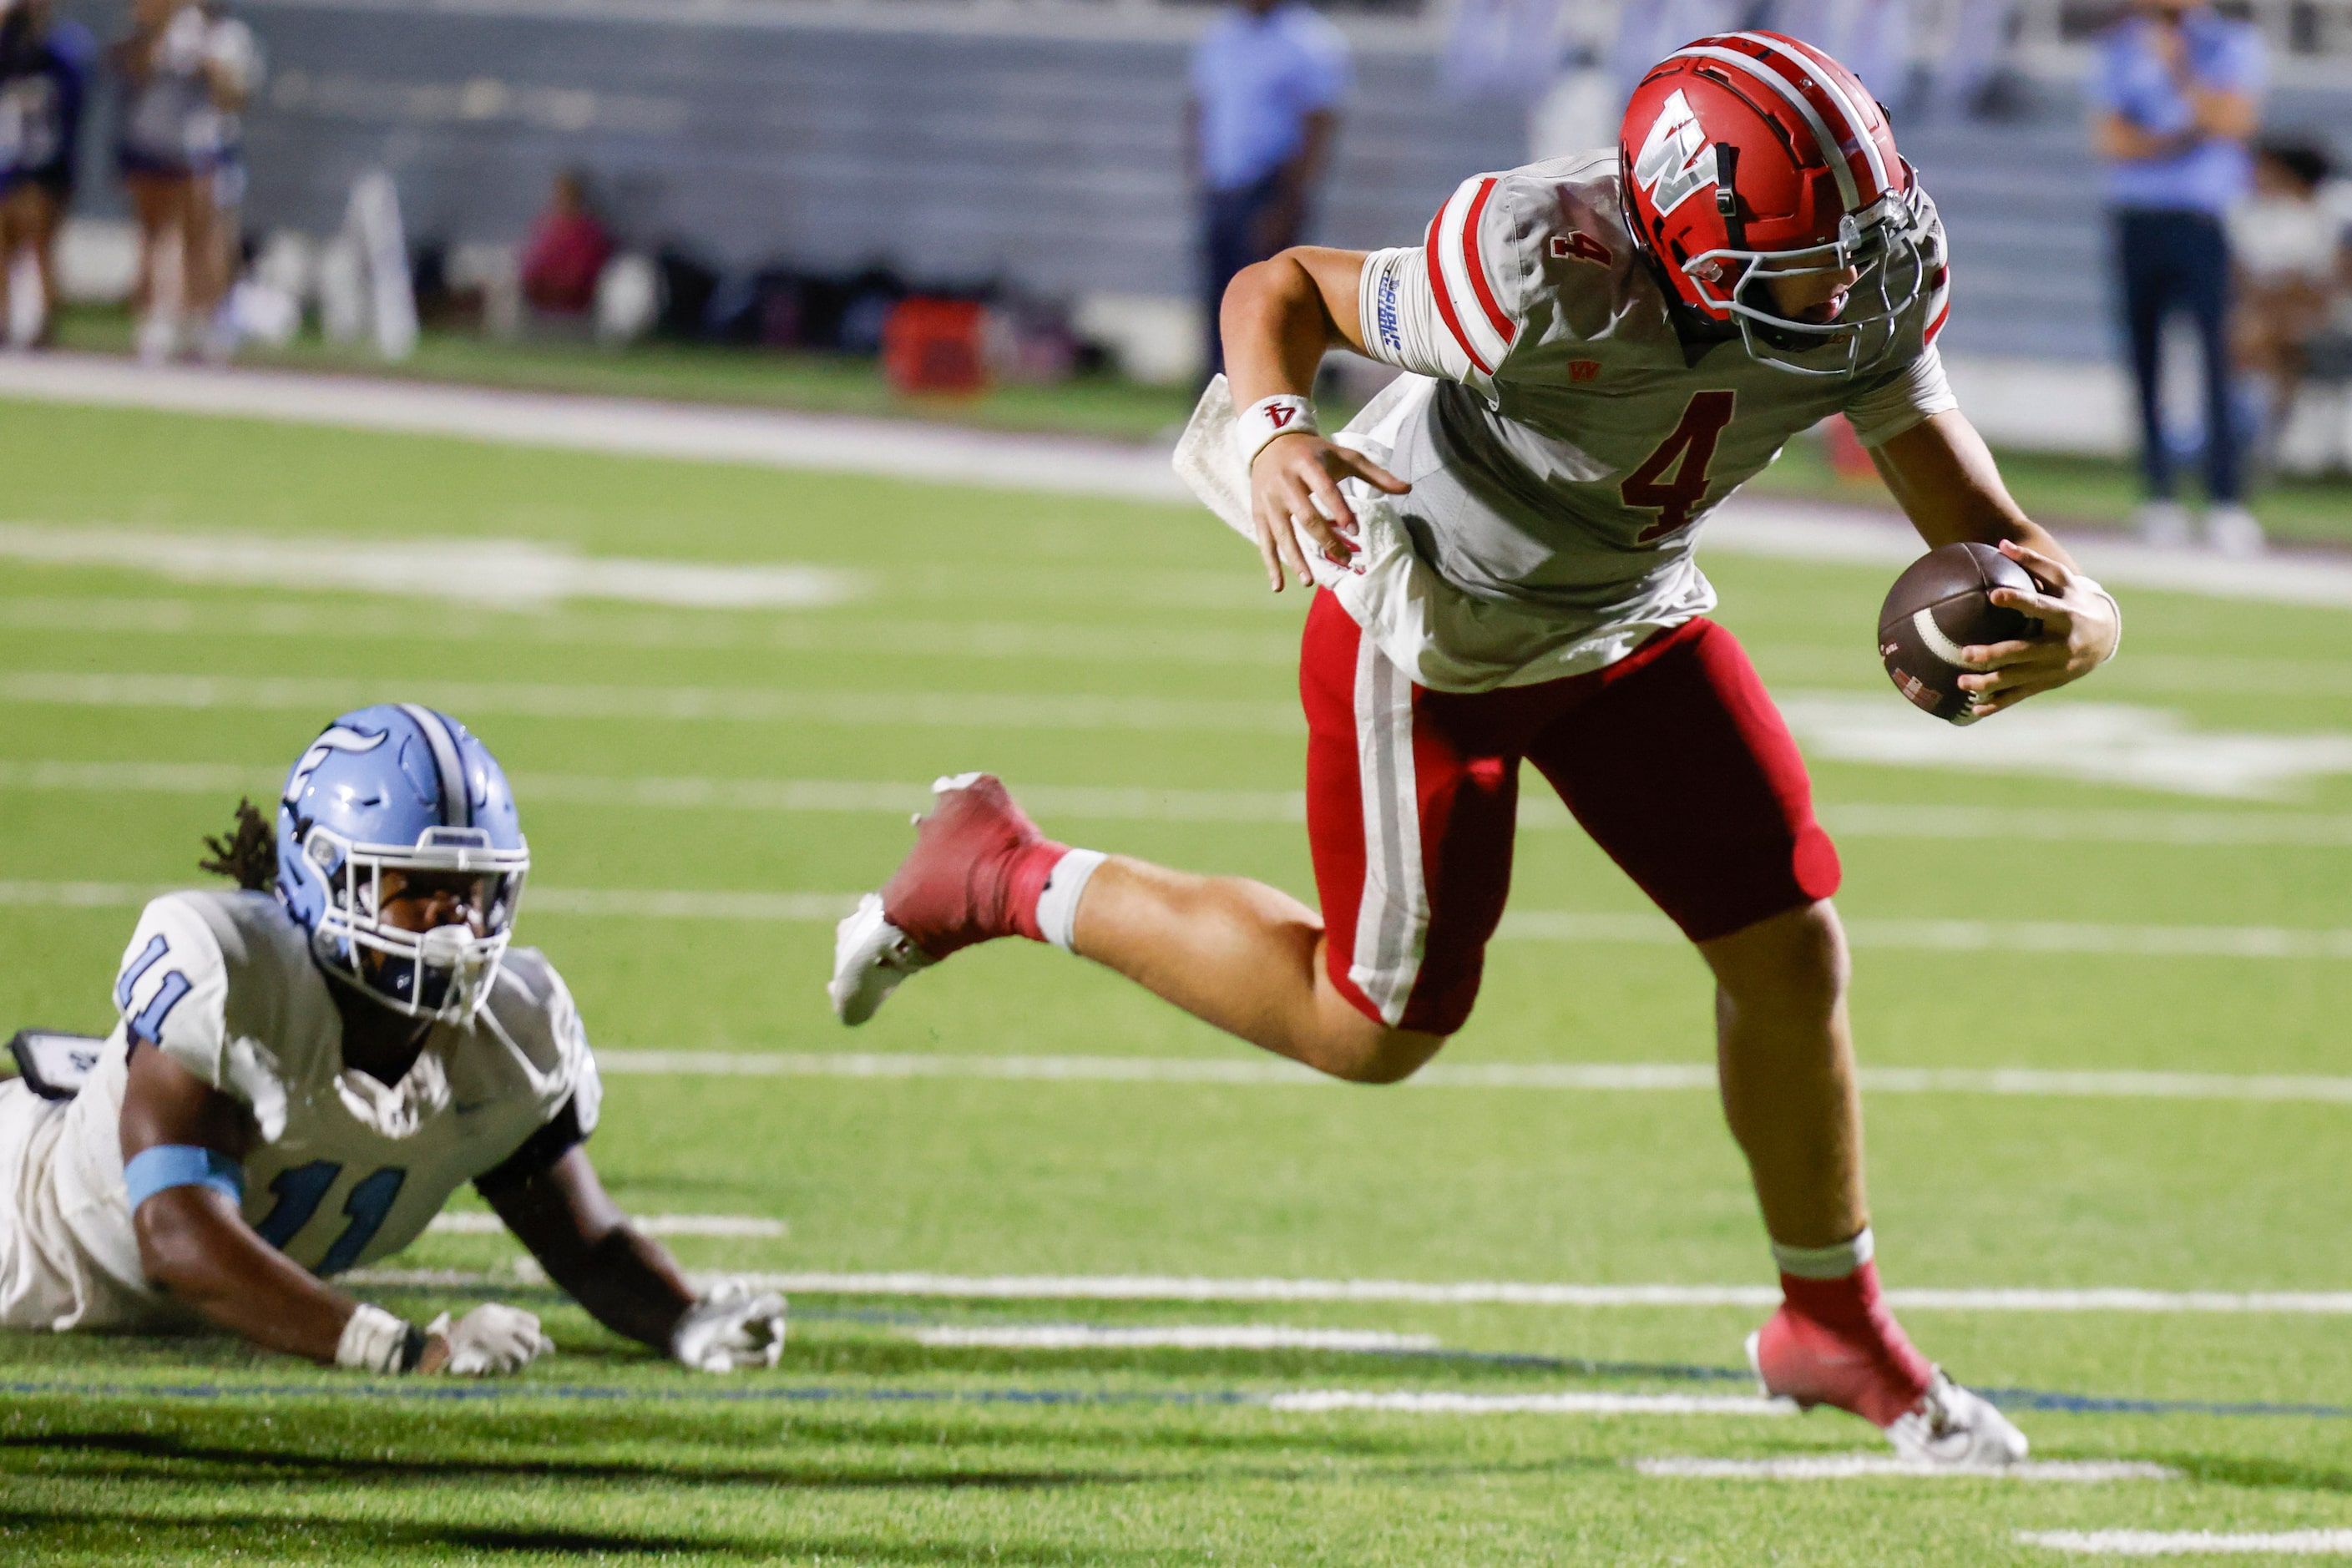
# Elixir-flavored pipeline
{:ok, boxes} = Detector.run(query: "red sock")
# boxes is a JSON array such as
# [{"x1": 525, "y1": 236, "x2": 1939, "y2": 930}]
[
  {"x1": 999, "y1": 836, "x2": 1069, "y2": 944},
  {"x1": 1778, "y1": 1260, "x2": 1935, "y2": 1419}
]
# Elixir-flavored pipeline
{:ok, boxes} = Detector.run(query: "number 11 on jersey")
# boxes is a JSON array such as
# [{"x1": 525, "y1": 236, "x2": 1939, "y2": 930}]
[{"x1": 1624, "y1": 391, "x2": 1736, "y2": 544}]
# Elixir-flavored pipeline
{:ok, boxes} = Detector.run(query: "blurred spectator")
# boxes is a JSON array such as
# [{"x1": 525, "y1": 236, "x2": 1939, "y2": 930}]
[
  {"x1": 2091, "y1": 0, "x2": 2264, "y2": 554},
  {"x1": 2229, "y1": 139, "x2": 2349, "y2": 472},
  {"x1": 520, "y1": 169, "x2": 613, "y2": 316},
  {"x1": 191, "y1": 1, "x2": 260, "y2": 360},
  {"x1": 0, "y1": 0, "x2": 93, "y2": 347},
  {"x1": 1186, "y1": 0, "x2": 1349, "y2": 379},
  {"x1": 112, "y1": 0, "x2": 253, "y2": 361}
]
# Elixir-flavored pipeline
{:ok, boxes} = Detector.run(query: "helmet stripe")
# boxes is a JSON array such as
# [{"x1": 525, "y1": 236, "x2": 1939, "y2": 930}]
[
  {"x1": 1727, "y1": 32, "x2": 1890, "y2": 204},
  {"x1": 1666, "y1": 43, "x2": 1861, "y2": 213},
  {"x1": 397, "y1": 703, "x2": 472, "y2": 829}
]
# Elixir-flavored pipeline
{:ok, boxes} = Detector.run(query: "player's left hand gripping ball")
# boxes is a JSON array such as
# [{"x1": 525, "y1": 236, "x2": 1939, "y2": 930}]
[{"x1": 671, "y1": 1279, "x2": 788, "y2": 1373}]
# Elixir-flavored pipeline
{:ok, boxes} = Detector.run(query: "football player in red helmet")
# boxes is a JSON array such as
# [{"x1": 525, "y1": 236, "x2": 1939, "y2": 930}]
[{"x1": 834, "y1": 33, "x2": 2121, "y2": 1465}]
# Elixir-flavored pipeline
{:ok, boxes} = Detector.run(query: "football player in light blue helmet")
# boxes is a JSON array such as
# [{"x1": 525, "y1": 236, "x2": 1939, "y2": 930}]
[
  {"x1": 0, "y1": 707, "x2": 785, "y2": 1380},
  {"x1": 275, "y1": 703, "x2": 530, "y2": 1026}
]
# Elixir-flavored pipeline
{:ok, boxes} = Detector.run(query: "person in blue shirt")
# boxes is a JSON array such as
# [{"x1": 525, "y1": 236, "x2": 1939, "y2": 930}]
[
  {"x1": 1187, "y1": 0, "x2": 1350, "y2": 379},
  {"x1": 2091, "y1": 0, "x2": 2265, "y2": 554},
  {"x1": 0, "y1": 0, "x2": 94, "y2": 346}
]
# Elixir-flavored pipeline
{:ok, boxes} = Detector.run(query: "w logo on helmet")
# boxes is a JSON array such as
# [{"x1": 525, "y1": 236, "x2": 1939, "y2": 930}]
[
  {"x1": 283, "y1": 724, "x2": 387, "y2": 805},
  {"x1": 1632, "y1": 89, "x2": 1715, "y2": 217}
]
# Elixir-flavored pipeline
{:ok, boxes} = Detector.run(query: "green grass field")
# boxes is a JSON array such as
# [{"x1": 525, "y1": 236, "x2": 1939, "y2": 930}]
[{"x1": 2, "y1": 397, "x2": 2349, "y2": 1564}]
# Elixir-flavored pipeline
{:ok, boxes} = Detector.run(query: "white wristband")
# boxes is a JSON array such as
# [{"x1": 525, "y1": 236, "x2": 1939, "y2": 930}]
[
  {"x1": 1235, "y1": 395, "x2": 1319, "y2": 468},
  {"x1": 336, "y1": 1302, "x2": 412, "y2": 1374},
  {"x1": 2076, "y1": 575, "x2": 2122, "y2": 662}
]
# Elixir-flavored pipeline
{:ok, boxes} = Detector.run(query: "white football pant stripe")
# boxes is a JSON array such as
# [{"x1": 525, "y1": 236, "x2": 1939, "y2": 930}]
[{"x1": 1349, "y1": 631, "x2": 1429, "y2": 1027}]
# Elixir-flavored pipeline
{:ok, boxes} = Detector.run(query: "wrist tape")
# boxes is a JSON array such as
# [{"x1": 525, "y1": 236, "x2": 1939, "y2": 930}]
[
  {"x1": 1235, "y1": 395, "x2": 1318, "y2": 468},
  {"x1": 336, "y1": 1302, "x2": 417, "y2": 1374},
  {"x1": 2077, "y1": 575, "x2": 2122, "y2": 661}
]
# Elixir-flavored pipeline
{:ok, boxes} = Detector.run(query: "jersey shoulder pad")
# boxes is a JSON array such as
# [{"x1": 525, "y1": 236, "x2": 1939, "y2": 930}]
[
  {"x1": 1422, "y1": 154, "x2": 1626, "y2": 373},
  {"x1": 472, "y1": 948, "x2": 601, "y2": 1136},
  {"x1": 114, "y1": 891, "x2": 234, "y2": 1089}
]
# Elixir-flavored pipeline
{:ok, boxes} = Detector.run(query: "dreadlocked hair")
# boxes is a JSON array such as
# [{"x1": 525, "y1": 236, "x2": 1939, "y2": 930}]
[{"x1": 200, "y1": 798, "x2": 278, "y2": 893}]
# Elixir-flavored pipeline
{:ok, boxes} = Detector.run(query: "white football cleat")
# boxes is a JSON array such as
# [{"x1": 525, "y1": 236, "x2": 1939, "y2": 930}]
[
  {"x1": 1884, "y1": 1373, "x2": 2031, "y2": 1468},
  {"x1": 827, "y1": 892, "x2": 937, "y2": 1025}
]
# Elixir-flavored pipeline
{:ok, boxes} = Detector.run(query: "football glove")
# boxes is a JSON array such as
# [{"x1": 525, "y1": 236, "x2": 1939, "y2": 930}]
[
  {"x1": 670, "y1": 1279, "x2": 787, "y2": 1373},
  {"x1": 427, "y1": 1303, "x2": 554, "y2": 1377}
]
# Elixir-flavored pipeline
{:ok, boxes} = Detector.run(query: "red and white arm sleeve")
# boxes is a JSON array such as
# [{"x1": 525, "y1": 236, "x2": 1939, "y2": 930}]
[{"x1": 1354, "y1": 174, "x2": 1522, "y2": 387}]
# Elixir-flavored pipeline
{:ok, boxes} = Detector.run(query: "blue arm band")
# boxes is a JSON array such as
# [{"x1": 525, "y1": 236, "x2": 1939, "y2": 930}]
[{"x1": 124, "y1": 1145, "x2": 245, "y2": 1211}]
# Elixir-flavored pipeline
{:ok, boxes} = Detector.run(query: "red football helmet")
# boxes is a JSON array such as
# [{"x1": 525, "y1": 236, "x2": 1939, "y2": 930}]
[{"x1": 1619, "y1": 31, "x2": 1933, "y2": 374}]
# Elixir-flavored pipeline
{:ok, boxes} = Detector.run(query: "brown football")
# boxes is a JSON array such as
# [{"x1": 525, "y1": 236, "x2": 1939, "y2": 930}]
[{"x1": 1877, "y1": 542, "x2": 2043, "y2": 725}]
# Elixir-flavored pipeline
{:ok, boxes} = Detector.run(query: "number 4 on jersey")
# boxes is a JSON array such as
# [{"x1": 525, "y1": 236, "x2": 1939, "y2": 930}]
[{"x1": 1623, "y1": 391, "x2": 1736, "y2": 543}]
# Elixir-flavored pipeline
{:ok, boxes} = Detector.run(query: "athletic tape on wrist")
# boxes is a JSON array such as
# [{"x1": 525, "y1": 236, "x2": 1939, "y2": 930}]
[
  {"x1": 1772, "y1": 1227, "x2": 1874, "y2": 1281},
  {"x1": 1035, "y1": 848, "x2": 1107, "y2": 954},
  {"x1": 1235, "y1": 395, "x2": 1318, "y2": 468},
  {"x1": 336, "y1": 1302, "x2": 414, "y2": 1374}
]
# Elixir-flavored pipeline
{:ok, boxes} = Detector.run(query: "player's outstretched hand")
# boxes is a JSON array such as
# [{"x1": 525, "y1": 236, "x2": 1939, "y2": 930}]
[
  {"x1": 425, "y1": 1303, "x2": 555, "y2": 1377},
  {"x1": 1249, "y1": 432, "x2": 1410, "y2": 592},
  {"x1": 670, "y1": 1279, "x2": 787, "y2": 1373},
  {"x1": 1954, "y1": 539, "x2": 2122, "y2": 717}
]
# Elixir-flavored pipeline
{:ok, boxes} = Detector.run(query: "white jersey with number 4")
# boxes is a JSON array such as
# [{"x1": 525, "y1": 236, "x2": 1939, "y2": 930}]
[
  {"x1": 1316, "y1": 149, "x2": 1954, "y2": 693},
  {"x1": 0, "y1": 889, "x2": 599, "y2": 1331}
]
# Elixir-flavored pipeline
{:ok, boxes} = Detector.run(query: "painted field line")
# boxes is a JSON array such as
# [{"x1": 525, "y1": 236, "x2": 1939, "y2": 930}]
[
  {"x1": 0, "y1": 595, "x2": 1302, "y2": 667},
  {"x1": 427, "y1": 1211, "x2": 785, "y2": 1238},
  {"x1": 0, "y1": 672, "x2": 1300, "y2": 735},
  {"x1": 13, "y1": 759, "x2": 2352, "y2": 848},
  {"x1": 1638, "y1": 1455, "x2": 2178, "y2": 1482},
  {"x1": 2022, "y1": 1529, "x2": 2352, "y2": 1556},
  {"x1": 1267, "y1": 1389, "x2": 1788, "y2": 1416},
  {"x1": 6, "y1": 355, "x2": 2349, "y2": 612},
  {"x1": 0, "y1": 353, "x2": 1196, "y2": 504},
  {"x1": 710, "y1": 1272, "x2": 2352, "y2": 1315},
  {"x1": 909, "y1": 1324, "x2": 1439, "y2": 1352},
  {"x1": 593, "y1": 1050, "x2": 2352, "y2": 1105},
  {"x1": 13, "y1": 878, "x2": 2352, "y2": 965},
  {"x1": 0, "y1": 522, "x2": 862, "y2": 610}
]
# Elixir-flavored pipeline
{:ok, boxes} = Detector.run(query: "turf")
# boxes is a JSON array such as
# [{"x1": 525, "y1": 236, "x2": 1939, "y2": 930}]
[{"x1": 1, "y1": 397, "x2": 2349, "y2": 1564}]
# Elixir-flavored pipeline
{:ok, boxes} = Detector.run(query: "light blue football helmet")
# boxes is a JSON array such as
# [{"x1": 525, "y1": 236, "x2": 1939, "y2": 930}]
[{"x1": 276, "y1": 705, "x2": 529, "y2": 1024}]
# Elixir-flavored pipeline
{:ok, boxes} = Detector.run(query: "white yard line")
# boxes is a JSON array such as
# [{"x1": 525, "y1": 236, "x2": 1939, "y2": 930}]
[
  {"x1": 331, "y1": 1263, "x2": 2352, "y2": 1314},
  {"x1": 589, "y1": 1050, "x2": 2352, "y2": 1106},
  {"x1": 9, "y1": 878, "x2": 2352, "y2": 967},
  {"x1": 1638, "y1": 1455, "x2": 2179, "y2": 1482},
  {"x1": 2022, "y1": 1530, "x2": 2352, "y2": 1556},
  {"x1": 908, "y1": 1324, "x2": 1439, "y2": 1352},
  {"x1": 0, "y1": 672, "x2": 1301, "y2": 735},
  {"x1": 705, "y1": 1273, "x2": 2352, "y2": 1314},
  {"x1": 5, "y1": 353, "x2": 2350, "y2": 609},
  {"x1": 11, "y1": 758, "x2": 2352, "y2": 847},
  {"x1": 1267, "y1": 1390, "x2": 1790, "y2": 1416},
  {"x1": 427, "y1": 1212, "x2": 785, "y2": 1237}
]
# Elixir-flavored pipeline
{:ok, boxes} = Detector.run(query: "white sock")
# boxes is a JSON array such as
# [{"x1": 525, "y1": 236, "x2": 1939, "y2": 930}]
[
  {"x1": 1034, "y1": 848, "x2": 1106, "y2": 953},
  {"x1": 1772, "y1": 1226, "x2": 1874, "y2": 1281}
]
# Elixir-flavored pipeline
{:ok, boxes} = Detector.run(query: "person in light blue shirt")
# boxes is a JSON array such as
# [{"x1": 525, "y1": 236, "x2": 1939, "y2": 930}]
[
  {"x1": 1188, "y1": 0, "x2": 1350, "y2": 378},
  {"x1": 2091, "y1": 0, "x2": 2264, "y2": 552}
]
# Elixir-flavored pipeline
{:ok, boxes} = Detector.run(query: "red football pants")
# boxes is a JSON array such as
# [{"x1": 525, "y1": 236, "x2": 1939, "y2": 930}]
[{"x1": 1301, "y1": 593, "x2": 1842, "y2": 1034}]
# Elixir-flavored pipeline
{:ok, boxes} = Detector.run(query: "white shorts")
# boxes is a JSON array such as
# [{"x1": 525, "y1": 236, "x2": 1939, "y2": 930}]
[{"x1": 0, "y1": 1080, "x2": 158, "y2": 1333}]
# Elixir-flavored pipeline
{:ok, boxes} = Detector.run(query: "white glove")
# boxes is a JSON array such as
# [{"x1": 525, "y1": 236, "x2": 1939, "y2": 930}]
[
  {"x1": 427, "y1": 1303, "x2": 554, "y2": 1377},
  {"x1": 670, "y1": 1280, "x2": 787, "y2": 1373}
]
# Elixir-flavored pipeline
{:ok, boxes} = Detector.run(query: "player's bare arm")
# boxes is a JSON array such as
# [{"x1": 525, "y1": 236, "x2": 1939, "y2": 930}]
[
  {"x1": 119, "y1": 1041, "x2": 462, "y2": 1371},
  {"x1": 486, "y1": 1145, "x2": 694, "y2": 1349},
  {"x1": 1872, "y1": 412, "x2": 2123, "y2": 716},
  {"x1": 1219, "y1": 245, "x2": 1407, "y2": 589}
]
